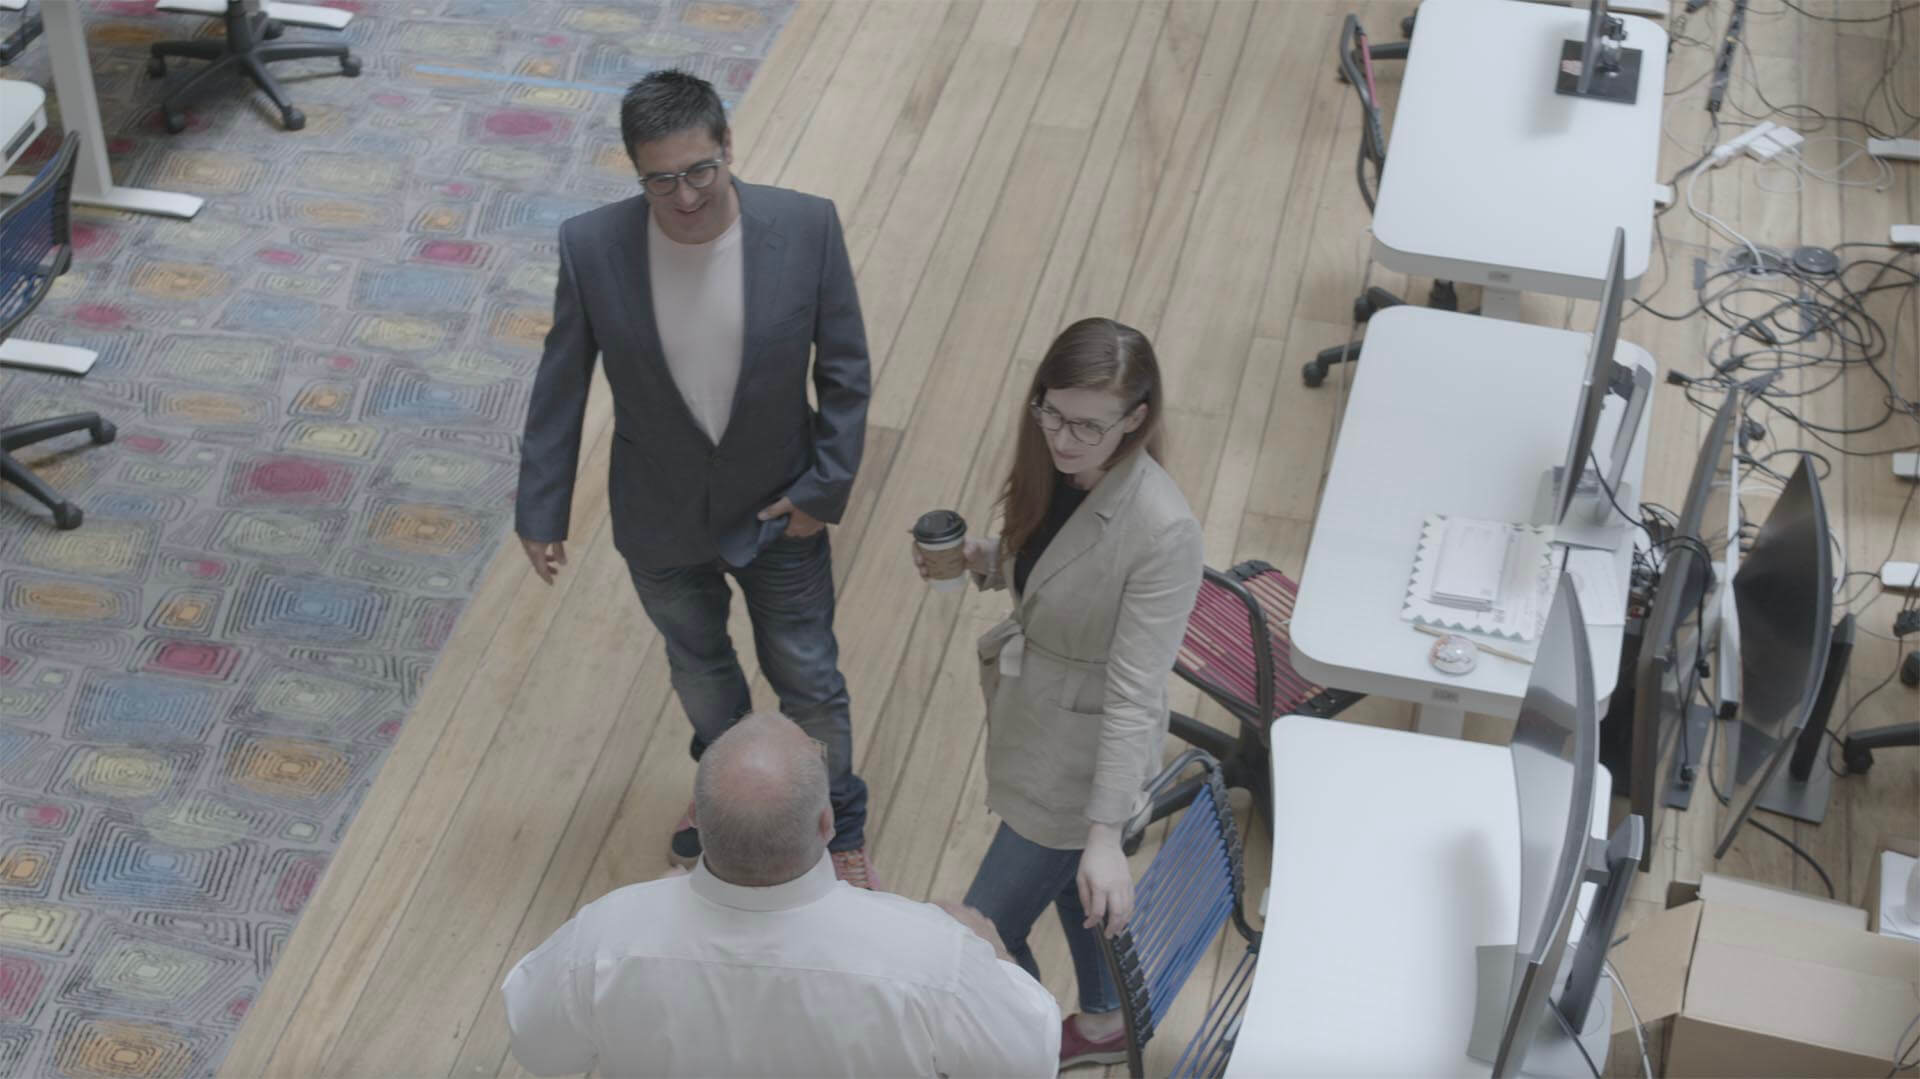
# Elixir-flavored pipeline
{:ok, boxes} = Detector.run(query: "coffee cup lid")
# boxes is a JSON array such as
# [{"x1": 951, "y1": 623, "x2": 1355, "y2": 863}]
[{"x1": 912, "y1": 509, "x2": 966, "y2": 543}]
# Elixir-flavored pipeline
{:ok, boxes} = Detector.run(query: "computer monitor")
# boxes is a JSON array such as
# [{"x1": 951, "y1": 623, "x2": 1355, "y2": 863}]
[
  {"x1": 1713, "y1": 455, "x2": 1833, "y2": 859},
  {"x1": 1556, "y1": 0, "x2": 1643, "y2": 105},
  {"x1": 1468, "y1": 575, "x2": 1646, "y2": 1078},
  {"x1": 1538, "y1": 227, "x2": 1653, "y2": 550},
  {"x1": 1625, "y1": 387, "x2": 1741, "y2": 867}
]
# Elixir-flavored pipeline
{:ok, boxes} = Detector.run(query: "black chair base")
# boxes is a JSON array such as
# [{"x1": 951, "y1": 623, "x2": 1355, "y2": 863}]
[
  {"x1": 1302, "y1": 279, "x2": 1464, "y2": 387},
  {"x1": 148, "y1": 6, "x2": 359, "y2": 132},
  {"x1": 1, "y1": 412, "x2": 115, "y2": 530}
]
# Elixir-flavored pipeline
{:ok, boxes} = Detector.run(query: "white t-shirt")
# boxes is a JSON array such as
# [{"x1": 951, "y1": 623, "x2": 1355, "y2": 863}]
[
  {"x1": 501, "y1": 854, "x2": 1063, "y2": 1078},
  {"x1": 647, "y1": 210, "x2": 746, "y2": 445}
]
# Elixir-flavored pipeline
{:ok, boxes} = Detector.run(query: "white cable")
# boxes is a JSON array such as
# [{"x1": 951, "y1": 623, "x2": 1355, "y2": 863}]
[
  {"x1": 1603, "y1": 962, "x2": 1654, "y2": 1079},
  {"x1": 1685, "y1": 166, "x2": 1767, "y2": 276}
]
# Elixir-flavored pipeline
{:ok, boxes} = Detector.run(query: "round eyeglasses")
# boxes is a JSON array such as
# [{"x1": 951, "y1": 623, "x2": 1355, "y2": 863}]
[
  {"x1": 640, "y1": 158, "x2": 725, "y2": 198},
  {"x1": 1029, "y1": 400, "x2": 1131, "y2": 446}
]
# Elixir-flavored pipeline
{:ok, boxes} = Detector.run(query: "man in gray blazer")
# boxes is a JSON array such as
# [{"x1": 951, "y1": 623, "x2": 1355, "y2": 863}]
[{"x1": 515, "y1": 70, "x2": 876, "y2": 887}]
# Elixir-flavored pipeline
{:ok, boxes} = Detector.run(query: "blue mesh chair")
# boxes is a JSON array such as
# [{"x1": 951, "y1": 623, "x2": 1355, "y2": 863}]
[
  {"x1": 1104, "y1": 751, "x2": 1260, "y2": 1079},
  {"x1": 0, "y1": 132, "x2": 113, "y2": 531}
]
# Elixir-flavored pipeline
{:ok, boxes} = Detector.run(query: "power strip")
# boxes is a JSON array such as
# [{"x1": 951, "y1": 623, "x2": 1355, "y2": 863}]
[
  {"x1": 1886, "y1": 561, "x2": 1920, "y2": 592},
  {"x1": 1868, "y1": 137, "x2": 1920, "y2": 162}
]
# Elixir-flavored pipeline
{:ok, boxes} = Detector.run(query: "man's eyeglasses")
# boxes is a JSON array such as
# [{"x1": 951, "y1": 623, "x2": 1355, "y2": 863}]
[
  {"x1": 640, "y1": 158, "x2": 725, "y2": 198},
  {"x1": 1028, "y1": 399, "x2": 1134, "y2": 446}
]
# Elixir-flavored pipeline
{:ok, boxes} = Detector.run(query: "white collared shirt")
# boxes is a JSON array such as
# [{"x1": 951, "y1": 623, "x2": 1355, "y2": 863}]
[{"x1": 501, "y1": 853, "x2": 1062, "y2": 1078}]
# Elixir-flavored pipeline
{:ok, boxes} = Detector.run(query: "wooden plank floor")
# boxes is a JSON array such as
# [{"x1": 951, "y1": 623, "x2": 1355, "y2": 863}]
[{"x1": 219, "y1": 2, "x2": 1920, "y2": 1076}]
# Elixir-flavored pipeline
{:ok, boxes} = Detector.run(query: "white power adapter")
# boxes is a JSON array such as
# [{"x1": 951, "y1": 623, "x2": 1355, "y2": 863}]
[
  {"x1": 1745, "y1": 124, "x2": 1803, "y2": 162},
  {"x1": 1884, "y1": 562, "x2": 1920, "y2": 592}
]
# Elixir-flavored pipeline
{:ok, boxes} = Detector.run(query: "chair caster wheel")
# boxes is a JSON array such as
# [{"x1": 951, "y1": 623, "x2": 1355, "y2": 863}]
[
  {"x1": 90, "y1": 419, "x2": 116, "y2": 445},
  {"x1": 282, "y1": 108, "x2": 305, "y2": 131},
  {"x1": 147, "y1": 55, "x2": 167, "y2": 78},
  {"x1": 163, "y1": 111, "x2": 187, "y2": 134},
  {"x1": 53, "y1": 503, "x2": 82, "y2": 530},
  {"x1": 341, "y1": 55, "x2": 362, "y2": 76},
  {"x1": 263, "y1": 18, "x2": 285, "y2": 38},
  {"x1": 1302, "y1": 362, "x2": 1328, "y2": 388}
]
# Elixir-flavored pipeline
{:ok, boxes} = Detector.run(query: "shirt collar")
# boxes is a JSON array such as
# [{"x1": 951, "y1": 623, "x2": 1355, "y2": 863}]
[{"x1": 688, "y1": 851, "x2": 840, "y2": 912}]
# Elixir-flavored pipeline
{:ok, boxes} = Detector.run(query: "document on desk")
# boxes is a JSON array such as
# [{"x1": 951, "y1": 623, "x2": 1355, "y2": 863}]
[
  {"x1": 1559, "y1": 547, "x2": 1625, "y2": 627},
  {"x1": 1404, "y1": 514, "x2": 1557, "y2": 641}
]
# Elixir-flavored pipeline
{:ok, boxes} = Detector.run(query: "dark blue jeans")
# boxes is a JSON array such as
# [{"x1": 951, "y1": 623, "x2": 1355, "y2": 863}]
[
  {"x1": 626, "y1": 530, "x2": 867, "y2": 851},
  {"x1": 964, "y1": 822, "x2": 1121, "y2": 1015}
]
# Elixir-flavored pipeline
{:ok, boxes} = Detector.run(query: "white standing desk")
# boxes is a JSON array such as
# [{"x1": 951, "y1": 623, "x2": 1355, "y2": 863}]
[
  {"x1": 1225, "y1": 716, "x2": 1613, "y2": 1078},
  {"x1": 0, "y1": 0, "x2": 203, "y2": 218},
  {"x1": 1290, "y1": 306, "x2": 1652, "y2": 731},
  {"x1": 1371, "y1": 0, "x2": 1667, "y2": 319}
]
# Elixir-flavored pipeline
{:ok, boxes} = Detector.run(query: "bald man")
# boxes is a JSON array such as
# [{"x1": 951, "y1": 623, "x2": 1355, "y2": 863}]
[{"x1": 501, "y1": 714, "x2": 1062, "y2": 1078}]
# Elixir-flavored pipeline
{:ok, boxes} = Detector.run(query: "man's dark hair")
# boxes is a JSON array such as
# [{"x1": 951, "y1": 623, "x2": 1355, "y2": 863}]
[{"x1": 620, "y1": 70, "x2": 729, "y2": 162}]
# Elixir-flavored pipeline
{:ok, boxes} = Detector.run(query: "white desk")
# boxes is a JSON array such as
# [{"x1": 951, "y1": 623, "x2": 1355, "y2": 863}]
[
  {"x1": 1290, "y1": 306, "x2": 1651, "y2": 730},
  {"x1": 1371, "y1": 0, "x2": 1667, "y2": 319},
  {"x1": 0, "y1": 0, "x2": 203, "y2": 218},
  {"x1": 0, "y1": 79, "x2": 46, "y2": 168},
  {"x1": 1225, "y1": 716, "x2": 1613, "y2": 1078}
]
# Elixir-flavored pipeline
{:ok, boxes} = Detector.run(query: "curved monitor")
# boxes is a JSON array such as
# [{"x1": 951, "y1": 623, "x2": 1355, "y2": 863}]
[
  {"x1": 1715, "y1": 455, "x2": 1832, "y2": 859},
  {"x1": 1549, "y1": 227, "x2": 1629, "y2": 526},
  {"x1": 1493, "y1": 574, "x2": 1596, "y2": 1077},
  {"x1": 1627, "y1": 387, "x2": 1740, "y2": 862}
]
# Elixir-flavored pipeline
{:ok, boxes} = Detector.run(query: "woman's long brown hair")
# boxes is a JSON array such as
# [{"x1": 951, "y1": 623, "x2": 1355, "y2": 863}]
[{"x1": 998, "y1": 317, "x2": 1165, "y2": 563}]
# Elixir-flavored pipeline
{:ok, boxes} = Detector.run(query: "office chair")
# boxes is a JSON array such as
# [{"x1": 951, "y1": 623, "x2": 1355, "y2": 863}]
[
  {"x1": 146, "y1": 0, "x2": 359, "y2": 133},
  {"x1": 1105, "y1": 751, "x2": 1258, "y2": 1079},
  {"x1": 1301, "y1": 14, "x2": 1466, "y2": 389},
  {"x1": 1134, "y1": 561, "x2": 1362, "y2": 843},
  {"x1": 0, "y1": 132, "x2": 113, "y2": 531},
  {"x1": 1841, "y1": 721, "x2": 1918, "y2": 775}
]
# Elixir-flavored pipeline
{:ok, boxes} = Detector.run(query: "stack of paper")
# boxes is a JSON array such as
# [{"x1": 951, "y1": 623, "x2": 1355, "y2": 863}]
[{"x1": 1404, "y1": 514, "x2": 1558, "y2": 641}]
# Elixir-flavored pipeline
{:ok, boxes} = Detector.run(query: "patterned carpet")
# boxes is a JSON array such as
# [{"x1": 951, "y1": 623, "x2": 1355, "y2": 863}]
[{"x1": 0, "y1": 2, "x2": 790, "y2": 1074}]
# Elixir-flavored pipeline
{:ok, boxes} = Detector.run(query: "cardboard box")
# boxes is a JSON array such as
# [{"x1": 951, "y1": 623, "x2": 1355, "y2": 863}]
[
  {"x1": 1865, "y1": 836, "x2": 1920, "y2": 936},
  {"x1": 1608, "y1": 872, "x2": 1920, "y2": 1077}
]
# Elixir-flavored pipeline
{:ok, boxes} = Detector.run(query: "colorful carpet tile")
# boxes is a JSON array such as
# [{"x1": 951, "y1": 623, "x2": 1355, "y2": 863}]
[{"x1": 0, "y1": 2, "x2": 791, "y2": 1074}]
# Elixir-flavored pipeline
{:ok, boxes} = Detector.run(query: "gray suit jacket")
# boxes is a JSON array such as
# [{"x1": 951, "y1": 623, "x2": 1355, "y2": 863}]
[
  {"x1": 971, "y1": 449, "x2": 1204, "y2": 850},
  {"x1": 516, "y1": 180, "x2": 870, "y2": 570}
]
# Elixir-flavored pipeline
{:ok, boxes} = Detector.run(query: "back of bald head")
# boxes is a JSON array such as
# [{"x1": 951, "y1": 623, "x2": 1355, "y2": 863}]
[{"x1": 693, "y1": 713, "x2": 831, "y2": 886}]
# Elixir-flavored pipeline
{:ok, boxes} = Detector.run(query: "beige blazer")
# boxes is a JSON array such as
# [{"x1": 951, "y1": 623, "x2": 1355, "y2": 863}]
[{"x1": 973, "y1": 448, "x2": 1203, "y2": 850}]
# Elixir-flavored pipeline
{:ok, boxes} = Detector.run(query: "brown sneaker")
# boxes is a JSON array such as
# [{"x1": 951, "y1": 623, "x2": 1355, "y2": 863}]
[
  {"x1": 830, "y1": 846, "x2": 883, "y2": 890},
  {"x1": 667, "y1": 800, "x2": 700, "y2": 869}
]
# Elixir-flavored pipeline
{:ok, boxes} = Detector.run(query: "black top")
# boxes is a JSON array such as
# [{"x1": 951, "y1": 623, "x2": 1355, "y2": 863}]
[{"x1": 1014, "y1": 474, "x2": 1091, "y2": 595}]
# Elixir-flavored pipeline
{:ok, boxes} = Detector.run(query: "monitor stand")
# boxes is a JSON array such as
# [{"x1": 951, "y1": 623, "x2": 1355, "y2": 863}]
[
  {"x1": 1466, "y1": 945, "x2": 1614, "y2": 1079},
  {"x1": 1555, "y1": 40, "x2": 1643, "y2": 105},
  {"x1": 1536, "y1": 469, "x2": 1634, "y2": 551},
  {"x1": 1662, "y1": 702, "x2": 1712, "y2": 811},
  {"x1": 1753, "y1": 614, "x2": 1855, "y2": 825}
]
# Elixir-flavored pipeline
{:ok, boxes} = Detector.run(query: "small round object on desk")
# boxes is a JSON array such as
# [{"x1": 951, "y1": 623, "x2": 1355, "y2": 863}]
[{"x1": 1428, "y1": 633, "x2": 1478, "y2": 676}]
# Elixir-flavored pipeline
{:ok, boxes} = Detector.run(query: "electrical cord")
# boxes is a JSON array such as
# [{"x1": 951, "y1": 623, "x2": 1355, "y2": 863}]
[
  {"x1": 1889, "y1": 1010, "x2": 1920, "y2": 1077},
  {"x1": 1548, "y1": 1000, "x2": 1605, "y2": 1079},
  {"x1": 1604, "y1": 962, "x2": 1654, "y2": 1079}
]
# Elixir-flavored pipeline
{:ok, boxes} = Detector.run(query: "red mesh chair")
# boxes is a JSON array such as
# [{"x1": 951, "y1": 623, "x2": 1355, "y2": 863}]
[{"x1": 1138, "y1": 561, "x2": 1362, "y2": 840}]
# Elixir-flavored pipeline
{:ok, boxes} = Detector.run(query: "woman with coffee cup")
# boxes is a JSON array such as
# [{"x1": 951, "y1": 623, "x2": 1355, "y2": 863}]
[{"x1": 910, "y1": 316, "x2": 1202, "y2": 1069}]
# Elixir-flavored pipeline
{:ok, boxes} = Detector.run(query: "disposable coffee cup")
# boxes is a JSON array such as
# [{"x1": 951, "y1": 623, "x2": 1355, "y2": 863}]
[{"x1": 912, "y1": 510, "x2": 968, "y2": 593}]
